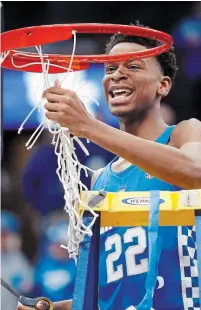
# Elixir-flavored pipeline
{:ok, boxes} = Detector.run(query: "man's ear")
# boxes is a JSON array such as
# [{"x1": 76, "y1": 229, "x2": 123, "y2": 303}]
[{"x1": 157, "y1": 76, "x2": 172, "y2": 97}]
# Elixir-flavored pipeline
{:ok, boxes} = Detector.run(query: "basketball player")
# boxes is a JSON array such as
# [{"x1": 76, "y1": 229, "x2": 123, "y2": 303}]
[{"x1": 17, "y1": 21, "x2": 201, "y2": 310}]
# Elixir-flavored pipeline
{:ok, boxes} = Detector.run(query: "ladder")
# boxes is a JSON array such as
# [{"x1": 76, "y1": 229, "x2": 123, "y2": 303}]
[{"x1": 72, "y1": 190, "x2": 201, "y2": 310}]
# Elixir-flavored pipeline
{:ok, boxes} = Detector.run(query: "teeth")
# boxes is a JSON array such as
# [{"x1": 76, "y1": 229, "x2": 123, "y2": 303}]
[
  {"x1": 114, "y1": 89, "x2": 131, "y2": 94},
  {"x1": 113, "y1": 89, "x2": 131, "y2": 95}
]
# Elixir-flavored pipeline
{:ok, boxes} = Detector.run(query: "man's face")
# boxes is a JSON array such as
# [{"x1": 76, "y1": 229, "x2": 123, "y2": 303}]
[{"x1": 102, "y1": 42, "x2": 165, "y2": 120}]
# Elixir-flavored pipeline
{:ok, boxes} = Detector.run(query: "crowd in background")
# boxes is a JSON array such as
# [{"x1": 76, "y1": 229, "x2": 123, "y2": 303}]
[{"x1": 1, "y1": 1, "x2": 201, "y2": 309}]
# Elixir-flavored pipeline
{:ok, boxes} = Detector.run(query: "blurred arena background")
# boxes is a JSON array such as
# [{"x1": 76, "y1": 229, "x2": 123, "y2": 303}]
[{"x1": 1, "y1": 1, "x2": 201, "y2": 309}]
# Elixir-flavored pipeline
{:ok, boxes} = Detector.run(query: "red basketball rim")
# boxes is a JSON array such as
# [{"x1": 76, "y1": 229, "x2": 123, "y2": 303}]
[{"x1": 1, "y1": 23, "x2": 173, "y2": 73}]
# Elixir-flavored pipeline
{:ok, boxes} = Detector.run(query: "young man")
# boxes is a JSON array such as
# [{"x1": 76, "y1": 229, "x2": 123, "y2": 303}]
[{"x1": 17, "y1": 21, "x2": 201, "y2": 310}]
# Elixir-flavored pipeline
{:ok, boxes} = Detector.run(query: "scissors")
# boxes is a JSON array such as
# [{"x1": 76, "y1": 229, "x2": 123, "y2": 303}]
[
  {"x1": 1, "y1": 193, "x2": 106, "y2": 309},
  {"x1": 1, "y1": 278, "x2": 54, "y2": 309}
]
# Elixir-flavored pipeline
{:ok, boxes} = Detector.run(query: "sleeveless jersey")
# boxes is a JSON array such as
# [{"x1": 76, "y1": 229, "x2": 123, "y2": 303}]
[{"x1": 92, "y1": 126, "x2": 199, "y2": 310}]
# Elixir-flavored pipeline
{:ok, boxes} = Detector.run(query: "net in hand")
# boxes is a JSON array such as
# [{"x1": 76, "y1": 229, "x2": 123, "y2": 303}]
[{"x1": 1, "y1": 31, "x2": 99, "y2": 261}]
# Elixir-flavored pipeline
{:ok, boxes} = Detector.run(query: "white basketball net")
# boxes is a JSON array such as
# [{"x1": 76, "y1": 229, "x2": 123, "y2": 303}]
[{"x1": 1, "y1": 31, "x2": 100, "y2": 261}]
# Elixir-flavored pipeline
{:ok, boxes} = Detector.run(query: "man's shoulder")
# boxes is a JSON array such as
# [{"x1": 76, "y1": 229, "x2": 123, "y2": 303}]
[
  {"x1": 177, "y1": 118, "x2": 200, "y2": 127},
  {"x1": 91, "y1": 167, "x2": 105, "y2": 189},
  {"x1": 169, "y1": 118, "x2": 201, "y2": 148}
]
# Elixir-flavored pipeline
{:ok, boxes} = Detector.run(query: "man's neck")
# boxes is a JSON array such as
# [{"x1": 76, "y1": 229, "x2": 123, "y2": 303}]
[
  {"x1": 119, "y1": 106, "x2": 168, "y2": 142},
  {"x1": 112, "y1": 109, "x2": 168, "y2": 172}
]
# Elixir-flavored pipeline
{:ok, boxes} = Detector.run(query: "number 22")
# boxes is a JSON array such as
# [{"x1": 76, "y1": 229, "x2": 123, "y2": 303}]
[{"x1": 105, "y1": 227, "x2": 148, "y2": 283}]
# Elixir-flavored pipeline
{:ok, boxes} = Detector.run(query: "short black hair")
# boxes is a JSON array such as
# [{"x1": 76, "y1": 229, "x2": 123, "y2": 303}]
[{"x1": 105, "y1": 21, "x2": 178, "y2": 82}]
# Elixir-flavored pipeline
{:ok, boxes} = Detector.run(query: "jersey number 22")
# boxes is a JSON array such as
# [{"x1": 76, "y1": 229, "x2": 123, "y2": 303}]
[{"x1": 105, "y1": 227, "x2": 148, "y2": 283}]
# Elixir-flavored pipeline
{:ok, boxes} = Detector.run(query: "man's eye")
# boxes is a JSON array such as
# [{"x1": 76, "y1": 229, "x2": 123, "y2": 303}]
[
  {"x1": 129, "y1": 65, "x2": 141, "y2": 71},
  {"x1": 105, "y1": 66, "x2": 116, "y2": 73}
]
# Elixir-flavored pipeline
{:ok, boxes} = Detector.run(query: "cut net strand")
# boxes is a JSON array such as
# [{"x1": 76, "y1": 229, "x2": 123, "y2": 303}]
[{"x1": 0, "y1": 51, "x2": 10, "y2": 65}]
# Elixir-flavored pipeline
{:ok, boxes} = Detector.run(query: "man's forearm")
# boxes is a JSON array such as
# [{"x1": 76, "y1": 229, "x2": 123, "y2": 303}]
[
  {"x1": 85, "y1": 119, "x2": 201, "y2": 189},
  {"x1": 53, "y1": 300, "x2": 72, "y2": 310}
]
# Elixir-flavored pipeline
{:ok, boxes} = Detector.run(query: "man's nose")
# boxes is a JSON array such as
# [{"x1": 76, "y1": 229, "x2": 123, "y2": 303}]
[{"x1": 110, "y1": 68, "x2": 128, "y2": 82}]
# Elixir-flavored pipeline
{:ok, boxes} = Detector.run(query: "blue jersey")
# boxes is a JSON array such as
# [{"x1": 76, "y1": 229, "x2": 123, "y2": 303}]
[{"x1": 92, "y1": 126, "x2": 199, "y2": 310}]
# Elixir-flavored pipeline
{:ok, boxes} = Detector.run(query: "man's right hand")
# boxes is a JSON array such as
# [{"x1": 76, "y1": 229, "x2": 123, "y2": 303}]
[
  {"x1": 17, "y1": 299, "x2": 72, "y2": 310},
  {"x1": 17, "y1": 300, "x2": 50, "y2": 310}
]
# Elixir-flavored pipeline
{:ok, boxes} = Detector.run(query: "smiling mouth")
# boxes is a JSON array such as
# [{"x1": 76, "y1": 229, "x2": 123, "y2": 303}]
[{"x1": 109, "y1": 88, "x2": 134, "y2": 99}]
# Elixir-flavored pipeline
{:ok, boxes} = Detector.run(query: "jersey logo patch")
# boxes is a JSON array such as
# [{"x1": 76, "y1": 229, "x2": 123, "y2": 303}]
[{"x1": 145, "y1": 172, "x2": 154, "y2": 180}]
